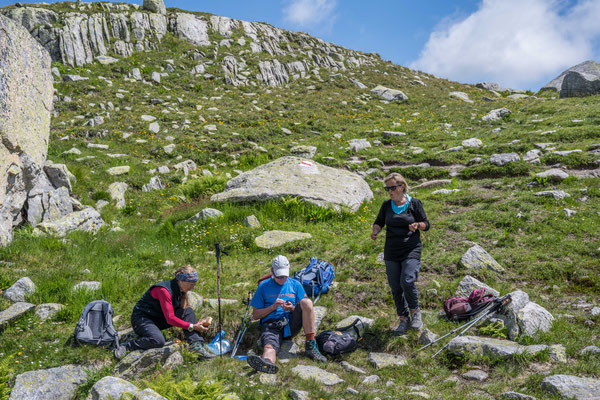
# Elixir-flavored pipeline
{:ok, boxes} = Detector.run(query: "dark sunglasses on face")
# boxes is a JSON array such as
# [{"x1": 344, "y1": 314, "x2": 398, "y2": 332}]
[{"x1": 384, "y1": 184, "x2": 402, "y2": 192}]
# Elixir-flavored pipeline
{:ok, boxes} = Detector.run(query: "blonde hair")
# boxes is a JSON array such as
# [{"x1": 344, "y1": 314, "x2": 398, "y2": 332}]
[
  {"x1": 174, "y1": 265, "x2": 196, "y2": 309},
  {"x1": 384, "y1": 172, "x2": 408, "y2": 194}
]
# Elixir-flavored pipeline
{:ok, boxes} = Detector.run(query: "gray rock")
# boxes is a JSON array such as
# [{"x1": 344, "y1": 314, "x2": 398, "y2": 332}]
[
  {"x1": 455, "y1": 275, "x2": 500, "y2": 298},
  {"x1": 591, "y1": 307, "x2": 600, "y2": 316},
  {"x1": 188, "y1": 208, "x2": 224, "y2": 222},
  {"x1": 482, "y1": 108, "x2": 511, "y2": 122},
  {"x1": 490, "y1": 153, "x2": 520, "y2": 166},
  {"x1": 96, "y1": 55, "x2": 118, "y2": 65},
  {"x1": 314, "y1": 306, "x2": 327, "y2": 331},
  {"x1": 447, "y1": 336, "x2": 549, "y2": 359},
  {"x1": 8, "y1": 364, "x2": 87, "y2": 400},
  {"x1": 115, "y1": 344, "x2": 181, "y2": 380},
  {"x1": 368, "y1": 352, "x2": 407, "y2": 369},
  {"x1": 371, "y1": 85, "x2": 408, "y2": 101},
  {"x1": 73, "y1": 281, "x2": 101, "y2": 292},
  {"x1": 259, "y1": 373, "x2": 277, "y2": 385},
  {"x1": 142, "y1": 176, "x2": 165, "y2": 192},
  {"x1": 0, "y1": 302, "x2": 35, "y2": 330},
  {"x1": 290, "y1": 145, "x2": 317, "y2": 159},
  {"x1": 90, "y1": 376, "x2": 167, "y2": 400},
  {"x1": 432, "y1": 188, "x2": 459, "y2": 195},
  {"x1": 523, "y1": 149, "x2": 541, "y2": 162},
  {"x1": 412, "y1": 180, "x2": 452, "y2": 189},
  {"x1": 108, "y1": 182, "x2": 128, "y2": 209},
  {"x1": 255, "y1": 230, "x2": 312, "y2": 249},
  {"x1": 0, "y1": 14, "x2": 53, "y2": 247},
  {"x1": 212, "y1": 157, "x2": 373, "y2": 212},
  {"x1": 336, "y1": 315, "x2": 374, "y2": 331},
  {"x1": 3, "y1": 277, "x2": 35, "y2": 302},
  {"x1": 243, "y1": 215, "x2": 260, "y2": 228},
  {"x1": 63, "y1": 74, "x2": 88, "y2": 82},
  {"x1": 173, "y1": 13, "x2": 210, "y2": 47},
  {"x1": 382, "y1": 130, "x2": 406, "y2": 138},
  {"x1": 541, "y1": 374, "x2": 600, "y2": 400},
  {"x1": 534, "y1": 190, "x2": 570, "y2": 200},
  {"x1": 149, "y1": 122, "x2": 160, "y2": 133},
  {"x1": 499, "y1": 392, "x2": 537, "y2": 399},
  {"x1": 44, "y1": 162, "x2": 76, "y2": 193},
  {"x1": 462, "y1": 138, "x2": 482, "y2": 148},
  {"x1": 542, "y1": 60, "x2": 600, "y2": 92},
  {"x1": 340, "y1": 361, "x2": 367, "y2": 374},
  {"x1": 536, "y1": 168, "x2": 569, "y2": 181},
  {"x1": 462, "y1": 369, "x2": 488, "y2": 381},
  {"x1": 560, "y1": 69, "x2": 600, "y2": 98},
  {"x1": 143, "y1": 0, "x2": 166, "y2": 15},
  {"x1": 173, "y1": 160, "x2": 197, "y2": 176},
  {"x1": 141, "y1": 115, "x2": 156, "y2": 122},
  {"x1": 291, "y1": 365, "x2": 344, "y2": 386},
  {"x1": 517, "y1": 302, "x2": 554, "y2": 338},
  {"x1": 132, "y1": 68, "x2": 142, "y2": 81},
  {"x1": 278, "y1": 339, "x2": 300, "y2": 361},
  {"x1": 289, "y1": 389, "x2": 310, "y2": 400},
  {"x1": 564, "y1": 208, "x2": 577, "y2": 217},
  {"x1": 362, "y1": 375, "x2": 380, "y2": 385},
  {"x1": 186, "y1": 290, "x2": 203, "y2": 310},
  {"x1": 348, "y1": 139, "x2": 371, "y2": 152},
  {"x1": 33, "y1": 207, "x2": 105, "y2": 237},
  {"x1": 581, "y1": 345, "x2": 600, "y2": 355},
  {"x1": 499, "y1": 290, "x2": 530, "y2": 340},
  {"x1": 458, "y1": 244, "x2": 504, "y2": 272},
  {"x1": 476, "y1": 82, "x2": 500, "y2": 90},
  {"x1": 164, "y1": 144, "x2": 175, "y2": 154},
  {"x1": 35, "y1": 303, "x2": 65, "y2": 321},
  {"x1": 549, "y1": 344, "x2": 567, "y2": 363},
  {"x1": 418, "y1": 329, "x2": 438, "y2": 345},
  {"x1": 206, "y1": 298, "x2": 238, "y2": 308},
  {"x1": 449, "y1": 91, "x2": 473, "y2": 103},
  {"x1": 107, "y1": 166, "x2": 130, "y2": 176}
]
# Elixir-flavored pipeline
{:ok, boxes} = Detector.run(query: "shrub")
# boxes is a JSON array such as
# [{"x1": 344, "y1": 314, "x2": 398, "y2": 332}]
[{"x1": 460, "y1": 161, "x2": 530, "y2": 179}]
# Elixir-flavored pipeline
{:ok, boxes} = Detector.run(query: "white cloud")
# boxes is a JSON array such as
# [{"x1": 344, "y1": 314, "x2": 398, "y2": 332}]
[
  {"x1": 410, "y1": 0, "x2": 600, "y2": 90},
  {"x1": 282, "y1": 0, "x2": 337, "y2": 29}
]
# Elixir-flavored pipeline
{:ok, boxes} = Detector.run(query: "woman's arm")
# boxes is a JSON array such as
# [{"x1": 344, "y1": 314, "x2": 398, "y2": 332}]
[{"x1": 151, "y1": 287, "x2": 193, "y2": 329}]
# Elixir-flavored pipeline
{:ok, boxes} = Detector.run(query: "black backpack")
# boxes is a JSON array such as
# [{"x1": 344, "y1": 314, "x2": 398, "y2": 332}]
[
  {"x1": 74, "y1": 300, "x2": 119, "y2": 349},
  {"x1": 316, "y1": 318, "x2": 364, "y2": 356}
]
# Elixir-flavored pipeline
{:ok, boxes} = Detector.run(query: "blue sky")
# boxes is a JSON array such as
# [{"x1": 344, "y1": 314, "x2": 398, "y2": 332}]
[{"x1": 3, "y1": 0, "x2": 600, "y2": 90}]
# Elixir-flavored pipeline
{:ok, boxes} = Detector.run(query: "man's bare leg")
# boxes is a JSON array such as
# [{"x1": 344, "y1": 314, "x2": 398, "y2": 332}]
[
  {"x1": 300, "y1": 298, "x2": 315, "y2": 335},
  {"x1": 263, "y1": 344, "x2": 277, "y2": 364}
]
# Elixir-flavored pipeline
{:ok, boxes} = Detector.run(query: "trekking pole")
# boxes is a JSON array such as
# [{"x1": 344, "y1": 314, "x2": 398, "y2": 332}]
[
  {"x1": 214, "y1": 243, "x2": 225, "y2": 356},
  {"x1": 431, "y1": 295, "x2": 512, "y2": 358},
  {"x1": 231, "y1": 291, "x2": 253, "y2": 358},
  {"x1": 417, "y1": 316, "x2": 481, "y2": 352}
]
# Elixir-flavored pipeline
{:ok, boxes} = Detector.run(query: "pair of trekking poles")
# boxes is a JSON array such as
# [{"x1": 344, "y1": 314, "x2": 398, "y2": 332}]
[
  {"x1": 214, "y1": 243, "x2": 253, "y2": 358},
  {"x1": 418, "y1": 294, "x2": 512, "y2": 358}
]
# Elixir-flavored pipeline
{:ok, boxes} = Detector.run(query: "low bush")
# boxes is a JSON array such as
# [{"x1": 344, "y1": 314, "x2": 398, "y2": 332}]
[{"x1": 460, "y1": 161, "x2": 530, "y2": 179}]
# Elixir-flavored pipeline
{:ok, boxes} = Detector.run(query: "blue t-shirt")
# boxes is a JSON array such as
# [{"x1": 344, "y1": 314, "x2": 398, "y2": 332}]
[{"x1": 251, "y1": 277, "x2": 307, "y2": 325}]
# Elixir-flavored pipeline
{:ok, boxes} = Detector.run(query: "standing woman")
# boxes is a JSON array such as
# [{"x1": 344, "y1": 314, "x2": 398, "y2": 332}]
[
  {"x1": 114, "y1": 265, "x2": 214, "y2": 359},
  {"x1": 371, "y1": 173, "x2": 430, "y2": 335}
]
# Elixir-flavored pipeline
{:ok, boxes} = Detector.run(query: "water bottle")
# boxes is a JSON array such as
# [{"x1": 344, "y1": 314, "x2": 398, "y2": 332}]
[{"x1": 205, "y1": 330, "x2": 232, "y2": 355}]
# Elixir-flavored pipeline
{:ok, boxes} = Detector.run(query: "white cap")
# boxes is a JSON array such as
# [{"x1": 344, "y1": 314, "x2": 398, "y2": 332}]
[{"x1": 271, "y1": 255, "x2": 290, "y2": 277}]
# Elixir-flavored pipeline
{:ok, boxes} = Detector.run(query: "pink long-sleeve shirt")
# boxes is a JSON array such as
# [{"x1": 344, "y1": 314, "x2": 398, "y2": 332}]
[{"x1": 150, "y1": 286, "x2": 190, "y2": 329}]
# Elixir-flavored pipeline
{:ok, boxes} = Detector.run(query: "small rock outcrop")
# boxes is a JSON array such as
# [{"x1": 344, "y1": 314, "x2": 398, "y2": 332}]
[
  {"x1": 254, "y1": 230, "x2": 312, "y2": 249},
  {"x1": 291, "y1": 365, "x2": 344, "y2": 386},
  {"x1": 114, "y1": 344, "x2": 183, "y2": 380},
  {"x1": 33, "y1": 207, "x2": 105, "y2": 237},
  {"x1": 0, "y1": 302, "x2": 35, "y2": 330},
  {"x1": 8, "y1": 364, "x2": 87, "y2": 400},
  {"x1": 3, "y1": 277, "x2": 35, "y2": 302},
  {"x1": 370, "y1": 85, "x2": 408, "y2": 101},
  {"x1": 541, "y1": 60, "x2": 600, "y2": 94},
  {"x1": 541, "y1": 374, "x2": 600, "y2": 400},
  {"x1": 211, "y1": 157, "x2": 373, "y2": 212},
  {"x1": 143, "y1": 0, "x2": 166, "y2": 15},
  {"x1": 482, "y1": 108, "x2": 511, "y2": 122},
  {"x1": 90, "y1": 375, "x2": 167, "y2": 400},
  {"x1": 458, "y1": 244, "x2": 505, "y2": 272}
]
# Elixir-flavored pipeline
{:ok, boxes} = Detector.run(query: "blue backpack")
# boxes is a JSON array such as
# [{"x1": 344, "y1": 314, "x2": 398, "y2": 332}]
[{"x1": 292, "y1": 257, "x2": 335, "y2": 304}]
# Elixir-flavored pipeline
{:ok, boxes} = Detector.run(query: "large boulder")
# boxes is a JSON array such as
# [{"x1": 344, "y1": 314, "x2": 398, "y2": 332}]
[
  {"x1": 560, "y1": 70, "x2": 600, "y2": 98},
  {"x1": 3, "y1": 277, "x2": 35, "y2": 302},
  {"x1": 114, "y1": 344, "x2": 182, "y2": 380},
  {"x1": 517, "y1": 302, "x2": 554, "y2": 338},
  {"x1": 291, "y1": 365, "x2": 344, "y2": 386},
  {"x1": 458, "y1": 244, "x2": 504, "y2": 272},
  {"x1": 455, "y1": 275, "x2": 500, "y2": 298},
  {"x1": 541, "y1": 60, "x2": 600, "y2": 92},
  {"x1": 0, "y1": 302, "x2": 35, "y2": 330},
  {"x1": 89, "y1": 376, "x2": 167, "y2": 400},
  {"x1": 370, "y1": 85, "x2": 408, "y2": 101},
  {"x1": 143, "y1": 0, "x2": 166, "y2": 15},
  {"x1": 0, "y1": 14, "x2": 53, "y2": 246},
  {"x1": 447, "y1": 336, "x2": 549, "y2": 359},
  {"x1": 211, "y1": 157, "x2": 373, "y2": 212},
  {"x1": 541, "y1": 375, "x2": 600, "y2": 400},
  {"x1": 33, "y1": 207, "x2": 105, "y2": 237},
  {"x1": 8, "y1": 365, "x2": 87, "y2": 400}
]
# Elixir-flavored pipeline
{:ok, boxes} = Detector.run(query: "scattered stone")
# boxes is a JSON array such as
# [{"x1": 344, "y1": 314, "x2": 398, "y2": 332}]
[
  {"x1": 476, "y1": 82, "x2": 500, "y2": 91},
  {"x1": 490, "y1": 153, "x2": 520, "y2": 166},
  {"x1": 107, "y1": 166, "x2": 130, "y2": 176},
  {"x1": 63, "y1": 74, "x2": 88, "y2": 82},
  {"x1": 499, "y1": 392, "x2": 537, "y2": 400},
  {"x1": 255, "y1": 230, "x2": 312, "y2": 249},
  {"x1": 164, "y1": 144, "x2": 176, "y2": 154},
  {"x1": 455, "y1": 275, "x2": 500, "y2": 298},
  {"x1": 151, "y1": 71, "x2": 161, "y2": 84},
  {"x1": 418, "y1": 329, "x2": 438, "y2": 345},
  {"x1": 581, "y1": 345, "x2": 600, "y2": 355},
  {"x1": 536, "y1": 168, "x2": 569, "y2": 181},
  {"x1": 0, "y1": 302, "x2": 35, "y2": 330},
  {"x1": 259, "y1": 374, "x2": 277, "y2": 385},
  {"x1": 314, "y1": 306, "x2": 327, "y2": 331},
  {"x1": 524, "y1": 149, "x2": 541, "y2": 162},
  {"x1": 462, "y1": 138, "x2": 482, "y2": 147},
  {"x1": 207, "y1": 298, "x2": 238, "y2": 308},
  {"x1": 3, "y1": 277, "x2": 35, "y2": 302},
  {"x1": 108, "y1": 182, "x2": 128, "y2": 209},
  {"x1": 564, "y1": 208, "x2": 577, "y2": 217},
  {"x1": 243, "y1": 215, "x2": 260, "y2": 228},
  {"x1": 96, "y1": 55, "x2": 118, "y2": 65},
  {"x1": 348, "y1": 139, "x2": 371, "y2": 152},
  {"x1": 541, "y1": 374, "x2": 600, "y2": 400},
  {"x1": 549, "y1": 344, "x2": 567, "y2": 363},
  {"x1": 346, "y1": 387, "x2": 359, "y2": 395},
  {"x1": 458, "y1": 244, "x2": 504, "y2": 272},
  {"x1": 143, "y1": 176, "x2": 165, "y2": 192},
  {"x1": 336, "y1": 315, "x2": 374, "y2": 331},
  {"x1": 290, "y1": 145, "x2": 317, "y2": 159},
  {"x1": 382, "y1": 130, "x2": 406, "y2": 138},
  {"x1": 432, "y1": 189, "x2": 459, "y2": 195},
  {"x1": 8, "y1": 365, "x2": 87, "y2": 400},
  {"x1": 90, "y1": 375, "x2": 167, "y2": 400},
  {"x1": 462, "y1": 369, "x2": 488, "y2": 381},
  {"x1": 149, "y1": 122, "x2": 160, "y2": 133},
  {"x1": 73, "y1": 281, "x2": 101, "y2": 292},
  {"x1": 368, "y1": 352, "x2": 407, "y2": 369},
  {"x1": 291, "y1": 365, "x2": 344, "y2": 386},
  {"x1": 289, "y1": 389, "x2": 310, "y2": 400},
  {"x1": 447, "y1": 336, "x2": 549, "y2": 359},
  {"x1": 412, "y1": 180, "x2": 452, "y2": 189},
  {"x1": 281, "y1": 127, "x2": 292, "y2": 135},
  {"x1": 44, "y1": 162, "x2": 76, "y2": 193},
  {"x1": 371, "y1": 85, "x2": 408, "y2": 101},
  {"x1": 187, "y1": 291, "x2": 203, "y2": 310},
  {"x1": 340, "y1": 361, "x2": 367, "y2": 374},
  {"x1": 449, "y1": 91, "x2": 473, "y2": 103},
  {"x1": 534, "y1": 190, "x2": 570, "y2": 200},
  {"x1": 115, "y1": 344, "x2": 182, "y2": 380},
  {"x1": 33, "y1": 208, "x2": 105, "y2": 237},
  {"x1": 362, "y1": 375, "x2": 380, "y2": 385},
  {"x1": 188, "y1": 208, "x2": 224, "y2": 222},
  {"x1": 35, "y1": 303, "x2": 65, "y2": 321},
  {"x1": 591, "y1": 307, "x2": 600, "y2": 316},
  {"x1": 278, "y1": 340, "x2": 300, "y2": 362},
  {"x1": 482, "y1": 107, "x2": 511, "y2": 121}
]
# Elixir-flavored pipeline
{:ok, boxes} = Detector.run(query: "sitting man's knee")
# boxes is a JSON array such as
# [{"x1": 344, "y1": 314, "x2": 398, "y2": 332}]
[{"x1": 300, "y1": 298, "x2": 313, "y2": 310}]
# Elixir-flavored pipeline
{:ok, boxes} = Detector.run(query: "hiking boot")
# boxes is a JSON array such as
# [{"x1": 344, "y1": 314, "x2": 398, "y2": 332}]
[
  {"x1": 305, "y1": 339, "x2": 327, "y2": 362},
  {"x1": 189, "y1": 341, "x2": 216, "y2": 360},
  {"x1": 247, "y1": 354, "x2": 278, "y2": 374},
  {"x1": 409, "y1": 310, "x2": 423, "y2": 330},
  {"x1": 113, "y1": 344, "x2": 129, "y2": 360},
  {"x1": 394, "y1": 316, "x2": 408, "y2": 335}
]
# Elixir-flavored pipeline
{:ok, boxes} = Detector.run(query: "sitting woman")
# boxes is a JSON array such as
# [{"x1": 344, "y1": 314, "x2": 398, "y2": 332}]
[{"x1": 114, "y1": 265, "x2": 214, "y2": 359}]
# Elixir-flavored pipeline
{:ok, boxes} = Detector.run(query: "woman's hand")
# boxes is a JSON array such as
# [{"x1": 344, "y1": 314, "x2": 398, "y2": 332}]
[
  {"x1": 371, "y1": 224, "x2": 381, "y2": 240},
  {"x1": 194, "y1": 317, "x2": 212, "y2": 333},
  {"x1": 408, "y1": 222, "x2": 419, "y2": 232}
]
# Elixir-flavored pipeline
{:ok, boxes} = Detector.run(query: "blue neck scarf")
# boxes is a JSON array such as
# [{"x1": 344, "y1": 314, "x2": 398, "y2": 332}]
[{"x1": 391, "y1": 194, "x2": 412, "y2": 214}]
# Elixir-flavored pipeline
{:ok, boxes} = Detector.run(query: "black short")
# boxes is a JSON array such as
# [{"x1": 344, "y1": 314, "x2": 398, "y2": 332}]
[{"x1": 259, "y1": 305, "x2": 303, "y2": 351}]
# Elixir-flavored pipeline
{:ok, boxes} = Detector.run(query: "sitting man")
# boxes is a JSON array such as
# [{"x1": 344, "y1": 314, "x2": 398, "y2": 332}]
[{"x1": 247, "y1": 255, "x2": 326, "y2": 374}]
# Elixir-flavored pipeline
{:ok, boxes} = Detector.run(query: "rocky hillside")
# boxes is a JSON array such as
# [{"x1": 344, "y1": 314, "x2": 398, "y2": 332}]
[{"x1": 0, "y1": 1, "x2": 599, "y2": 400}]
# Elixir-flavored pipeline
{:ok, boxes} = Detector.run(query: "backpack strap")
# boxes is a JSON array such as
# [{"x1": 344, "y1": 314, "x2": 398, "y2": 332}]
[{"x1": 101, "y1": 301, "x2": 119, "y2": 349}]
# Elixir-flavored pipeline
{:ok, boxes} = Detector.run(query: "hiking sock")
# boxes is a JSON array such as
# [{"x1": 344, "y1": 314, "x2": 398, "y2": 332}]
[{"x1": 305, "y1": 333, "x2": 315, "y2": 341}]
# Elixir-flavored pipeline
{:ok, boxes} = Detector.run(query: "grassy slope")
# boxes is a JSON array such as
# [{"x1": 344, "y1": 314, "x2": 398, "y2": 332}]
[{"x1": 0, "y1": 16, "x2": 599, "y2": 400}]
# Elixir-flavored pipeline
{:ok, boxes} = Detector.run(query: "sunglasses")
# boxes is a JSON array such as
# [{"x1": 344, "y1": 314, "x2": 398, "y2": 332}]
[{"x1": 384, "y1": 184, "x2": 403, "y2": 192}]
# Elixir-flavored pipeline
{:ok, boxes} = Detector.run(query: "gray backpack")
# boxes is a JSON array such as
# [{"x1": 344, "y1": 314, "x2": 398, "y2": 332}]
[{"x1": 74, "y1": 300, "x2": 119, "y2": 349}]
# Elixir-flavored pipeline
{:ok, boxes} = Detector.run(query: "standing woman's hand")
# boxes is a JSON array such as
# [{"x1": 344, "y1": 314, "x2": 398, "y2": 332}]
[
  {"x1": 371, "y1": 224, "x2": 381, "y2": 240},
  {"x1": 408, "y1": 222, "x2": 419, "y2": 232}
]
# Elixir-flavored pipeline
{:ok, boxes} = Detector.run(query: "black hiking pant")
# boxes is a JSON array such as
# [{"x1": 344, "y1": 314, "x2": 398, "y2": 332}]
[
  {"x1": 128, "y1": 307, "x2": 202, "y2": 351},
  {"x1": 385, "y1": 258, "x2": 420, "y2": 318}
]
